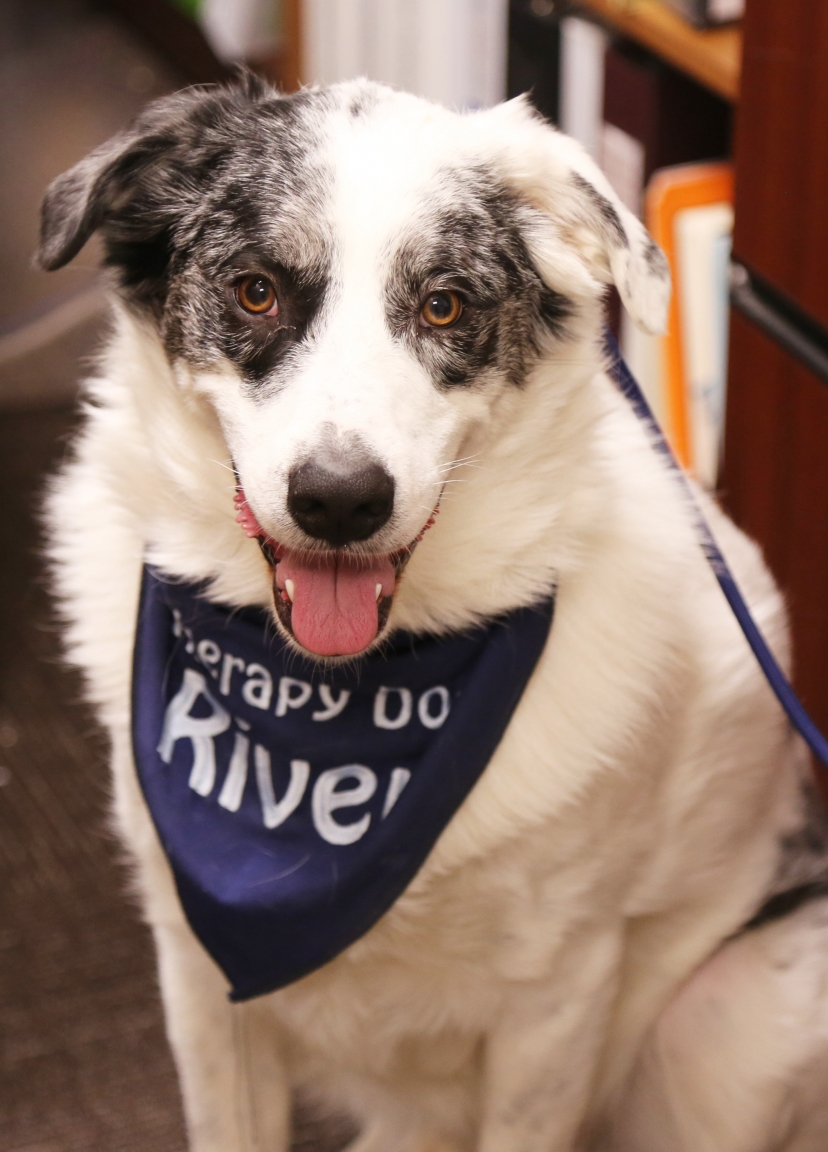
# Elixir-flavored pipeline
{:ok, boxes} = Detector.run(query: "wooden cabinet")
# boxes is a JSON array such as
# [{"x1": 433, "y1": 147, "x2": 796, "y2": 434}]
[
  {"x1": 723, "y1": 0, "x2": 828, "y2": 741},
  {"x1": 723, "y1": 313, "x2": 828, "y2": 734},
  {"x1": 732, "y1": 0, "x2": 828, "y2": 329}
]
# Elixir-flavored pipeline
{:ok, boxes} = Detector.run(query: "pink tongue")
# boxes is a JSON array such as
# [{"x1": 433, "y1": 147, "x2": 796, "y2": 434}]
[{"x1": 277, "y1": 551, "x2": 395, "y2": 657}]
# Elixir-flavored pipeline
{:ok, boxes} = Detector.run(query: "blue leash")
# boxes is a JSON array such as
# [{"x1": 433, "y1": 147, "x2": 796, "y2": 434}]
[{"x1": 605, "y1": 330, "x2": 828, "y2": 772}]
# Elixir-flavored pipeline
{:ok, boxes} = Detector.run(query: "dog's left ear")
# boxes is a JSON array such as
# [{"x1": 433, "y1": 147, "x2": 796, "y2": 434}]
[
  {"x1": 489, "y1": 99, "x2": 670, "y2": 335},
  {"x1": 562, "y1": 161, "x2": 671, "y2": 336}
]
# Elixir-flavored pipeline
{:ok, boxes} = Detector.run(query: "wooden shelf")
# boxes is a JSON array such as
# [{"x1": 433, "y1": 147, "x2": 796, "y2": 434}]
[{"x1": 576, "y1": 0, "x2": 741, "y2": 102}]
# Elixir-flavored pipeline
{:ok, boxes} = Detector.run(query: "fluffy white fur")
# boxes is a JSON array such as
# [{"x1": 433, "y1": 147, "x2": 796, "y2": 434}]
[{"x1": 46, "y1": 83, "x2": 828, "y2": 1151}]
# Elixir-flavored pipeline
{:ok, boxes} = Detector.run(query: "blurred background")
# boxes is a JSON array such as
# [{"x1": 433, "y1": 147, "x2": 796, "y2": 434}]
[{"x1": 1, "y1": 0, "x2": 826, "y2": 1148}]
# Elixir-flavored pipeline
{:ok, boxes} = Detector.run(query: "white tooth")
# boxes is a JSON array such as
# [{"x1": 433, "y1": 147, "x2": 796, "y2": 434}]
[
  {"x1": 375, "y1": 583, "x2": 383, "y2": 601},
  {"x1": 285, "y1": 579, "x2": 295, "y2": 603}
]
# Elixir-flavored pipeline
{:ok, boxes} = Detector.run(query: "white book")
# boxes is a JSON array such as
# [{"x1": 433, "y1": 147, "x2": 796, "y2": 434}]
[
  {"x1": 458, "y1": 0, "x2": 509, "y2": 110},
  {"x1": 674, "y1": 202, "x2": 734, "y2": 489},
  {"x1": 333, "y1": 0, "x2": 365, "y2": 83},
  {"x1": 600, "y1": 122, "x2": 645, "y2": 218},
  {"x1": 416, "y1": 0, "x2": 458, "y2": 106},
  {"x1": 200, "y1": 0, "x2": 282, "y2": 61},
  {"x1": 621, "y1": 310, "x2": 667, "y2": 429},
  {"x1": 709, "y1": 0, "x2": 744, "y2": 19},
  {"x1": 558, "y1": 16, "x2": 608, "y2": 161},
  {"x1": 304, "y1": 0, "x2": 337, "y2": 84},
  {"x1": 367, "y1": 0, "x2": 418, "y2": 93},
  {"x1": 303, "y1": 0, "x2": 508, "y2": 109}
]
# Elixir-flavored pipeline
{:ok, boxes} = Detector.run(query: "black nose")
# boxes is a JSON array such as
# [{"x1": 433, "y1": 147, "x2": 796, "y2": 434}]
[{"x1": 288, "y1": 449, "x2": 395, "y2": 546}]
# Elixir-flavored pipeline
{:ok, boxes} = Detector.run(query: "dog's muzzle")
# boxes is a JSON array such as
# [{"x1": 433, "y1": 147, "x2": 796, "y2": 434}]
[{"x1": 234, "y1": 489, "x2": 436, "y2": 659}]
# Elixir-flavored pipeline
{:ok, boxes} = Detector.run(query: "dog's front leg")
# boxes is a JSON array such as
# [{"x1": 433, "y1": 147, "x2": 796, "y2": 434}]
[
  {"x1": 479, "y1": 929, "x2": 622, "y2": 1152},
  {"x1": 154, "y1": 921, "x2": 290, "y2": 1152}
]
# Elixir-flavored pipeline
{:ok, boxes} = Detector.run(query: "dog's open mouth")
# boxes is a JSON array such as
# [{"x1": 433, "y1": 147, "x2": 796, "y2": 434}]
[{"x1": 234, "y1": 490, "x2": 435, "y2": 658}]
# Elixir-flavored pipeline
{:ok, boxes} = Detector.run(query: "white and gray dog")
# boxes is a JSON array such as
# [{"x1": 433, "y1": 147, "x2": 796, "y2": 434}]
[{"x1": 40, "y1": 75, "x2": 828, "y2": 1152}]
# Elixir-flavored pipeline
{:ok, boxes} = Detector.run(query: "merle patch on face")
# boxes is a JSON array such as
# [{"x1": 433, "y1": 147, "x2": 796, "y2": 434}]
[
  {"x1": 167, "y1": 238, "x2": 330, "y2": 386},
  {"x1": 384, "y1": 167, "x2": 572, "y2": 389},
  {"x1": 39, "y1": 76, "x2": 336, "y2": 387},
  {"x1": 140, "y1": 91, "x2": 334, "y2": 384}
]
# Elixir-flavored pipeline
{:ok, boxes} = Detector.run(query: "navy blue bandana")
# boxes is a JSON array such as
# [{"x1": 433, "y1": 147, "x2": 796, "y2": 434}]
[{"x1": 132, "y1": 567, "x2": 555, "y2": 1001}]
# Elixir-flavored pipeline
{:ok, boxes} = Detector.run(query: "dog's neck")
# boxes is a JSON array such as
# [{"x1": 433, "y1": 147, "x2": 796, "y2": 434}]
[{"x1": 98, "y1": 308, "x2": 615, "y2": 636}]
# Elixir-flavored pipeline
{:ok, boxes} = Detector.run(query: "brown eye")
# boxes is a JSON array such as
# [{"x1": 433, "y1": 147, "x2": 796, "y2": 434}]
[
  {"x1": 236, "y1": 276, "x2": 278, "y2": 315},
  {"x1": 420, "y1": 290, "x2": 463, "y2": 328}
]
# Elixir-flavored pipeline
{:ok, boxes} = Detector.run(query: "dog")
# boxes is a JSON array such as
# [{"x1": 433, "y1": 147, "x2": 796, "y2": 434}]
[{"x1": 40, "y1": 74, "x2": 828, "y2": 1152}]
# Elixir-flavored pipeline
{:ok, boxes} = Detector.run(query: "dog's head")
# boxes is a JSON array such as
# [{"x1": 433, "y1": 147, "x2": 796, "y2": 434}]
[{"x1": 39, "y1": 76, "x2": 668, "y2": 660}]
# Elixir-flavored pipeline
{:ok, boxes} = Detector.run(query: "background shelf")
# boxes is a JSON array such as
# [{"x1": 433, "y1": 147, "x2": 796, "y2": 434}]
[{"x1": 576, "y1": 0, "x2": 741, "y2": 101}]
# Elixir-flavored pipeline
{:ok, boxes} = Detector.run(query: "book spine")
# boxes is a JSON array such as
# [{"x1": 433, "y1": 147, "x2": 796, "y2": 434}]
[
  {"x1": 302, "y1": 0, "x2": 508, "y2": 108},
  {"x1": 558, "y1": 16, "x2": 607, "y2": 160}
]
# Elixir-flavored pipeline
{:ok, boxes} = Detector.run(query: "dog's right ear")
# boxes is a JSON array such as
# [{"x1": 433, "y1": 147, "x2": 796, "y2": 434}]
[
  {"x1": 37, "y1": 125, "x2": 174, "y2": 272},
  {"x1": 37, "y1": 76, "x2": 272, "y2": 274}
]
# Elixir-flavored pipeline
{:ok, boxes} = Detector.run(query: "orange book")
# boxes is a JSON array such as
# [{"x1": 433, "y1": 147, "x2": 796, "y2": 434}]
[{"x1": 645, "y1": 162, "x2": 734, "y2": 470}]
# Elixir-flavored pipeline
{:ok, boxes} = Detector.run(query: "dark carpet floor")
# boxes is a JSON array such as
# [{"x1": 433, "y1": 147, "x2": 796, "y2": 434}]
[{"x1": 0, "y1": 406, "x2": 189, "y2": 1151}]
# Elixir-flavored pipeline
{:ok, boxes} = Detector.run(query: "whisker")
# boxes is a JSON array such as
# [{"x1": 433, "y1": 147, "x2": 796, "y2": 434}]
[{"x1": 437, "y1": 452, "x2": 482, "y2": 471}]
